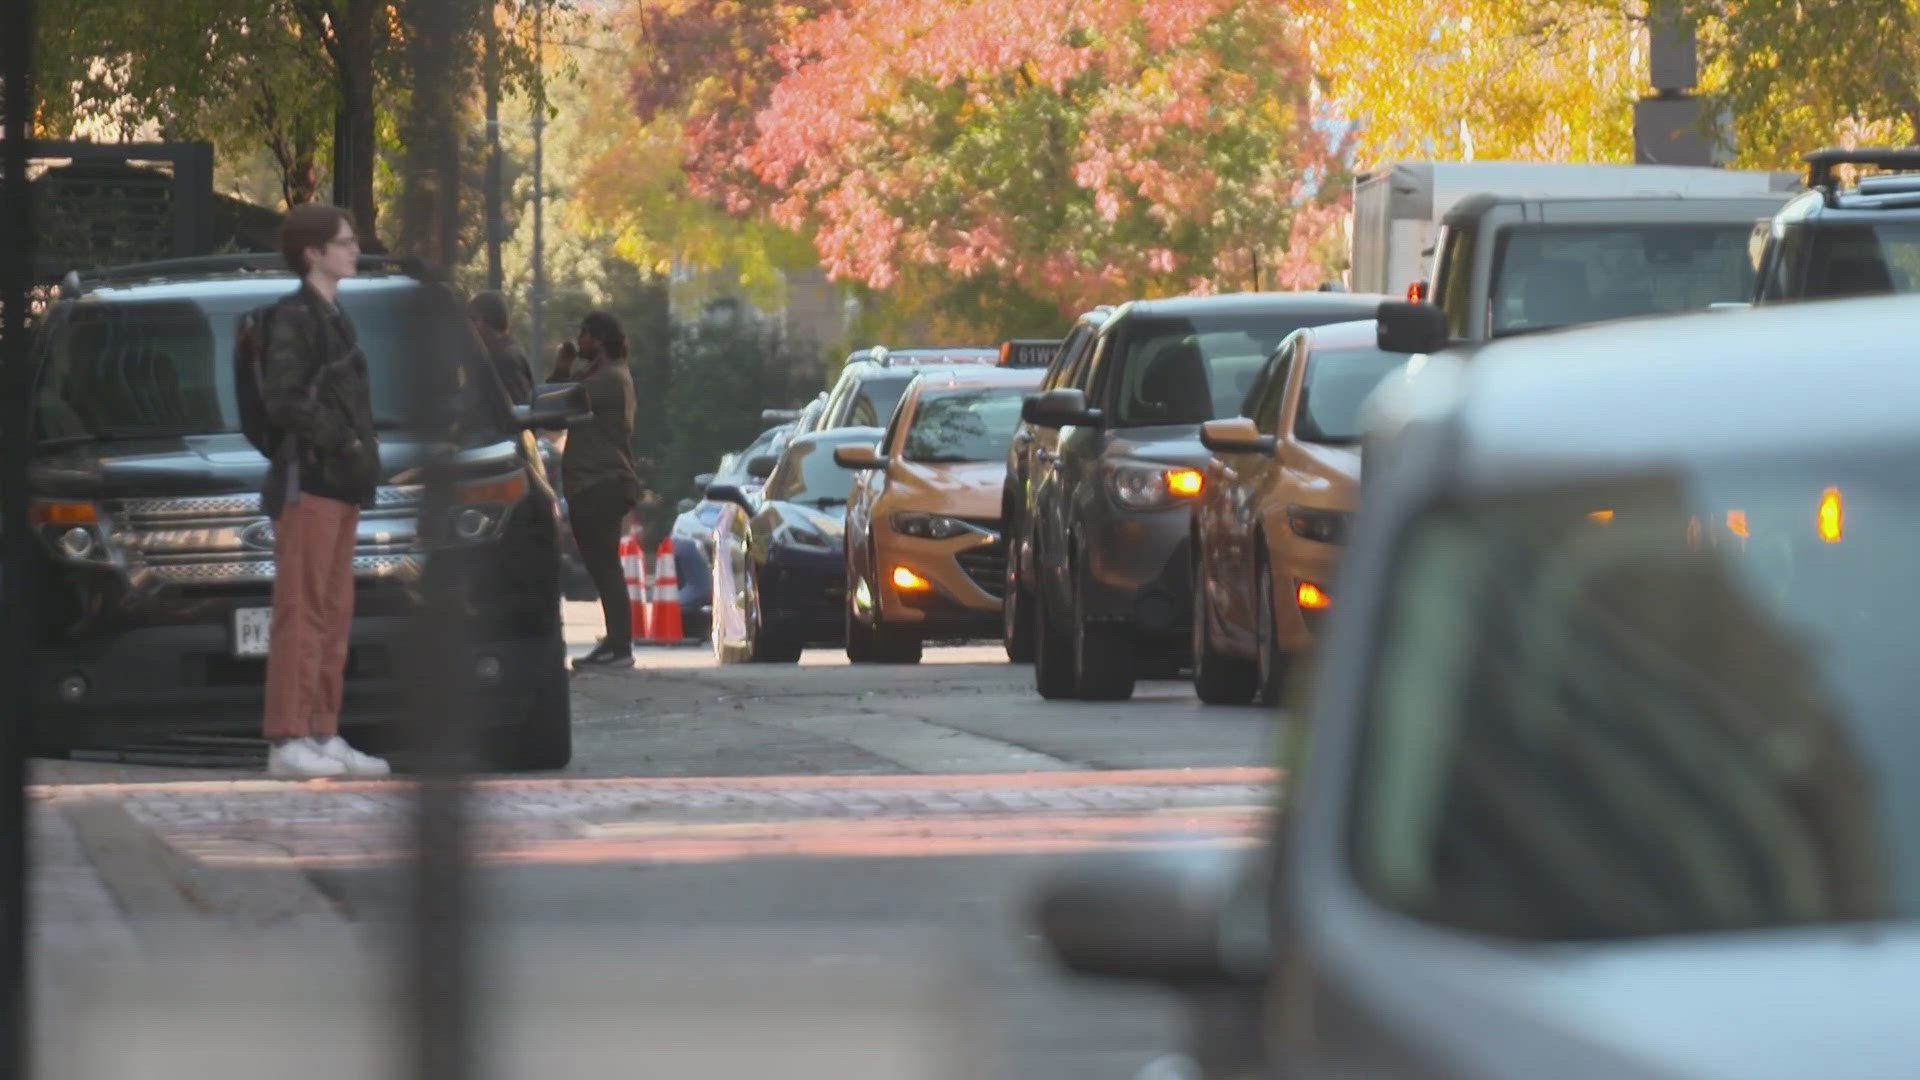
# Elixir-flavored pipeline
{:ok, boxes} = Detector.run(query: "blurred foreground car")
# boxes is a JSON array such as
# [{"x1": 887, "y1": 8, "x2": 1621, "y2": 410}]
[
  {"x1": 706, "y1": 427, "x2": 883, "y2": 663},
  {"x1": 836, "y1": 366, "x2": 1043, "y2": 663},
  {"x1": 1190, "y1": 317, "x2": 1419, "y2": 706},
  {"x1": 1034, "y1": 295, "x2": 1920, "y2": 1080}
]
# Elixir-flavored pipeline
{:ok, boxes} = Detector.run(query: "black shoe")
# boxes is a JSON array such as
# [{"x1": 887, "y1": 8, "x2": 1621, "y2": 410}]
[{"x1": 575, "y1": 641, "x2": 633, "y2": 667}]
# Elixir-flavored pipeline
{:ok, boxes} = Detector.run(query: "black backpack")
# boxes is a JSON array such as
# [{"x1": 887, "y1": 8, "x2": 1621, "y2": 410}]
[{"x1": 233, "y1": 303, "x2": 283, "y2": 456}]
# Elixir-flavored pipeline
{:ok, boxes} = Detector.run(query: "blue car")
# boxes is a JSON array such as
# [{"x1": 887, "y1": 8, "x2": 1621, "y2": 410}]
[{"x1": 705, "y1": 427, "x2": 882, "y2": 663}]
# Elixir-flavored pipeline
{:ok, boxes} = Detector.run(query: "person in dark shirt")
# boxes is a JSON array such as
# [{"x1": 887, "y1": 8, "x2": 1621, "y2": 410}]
[
  {"x1": 564, "y1": 311, "x2": 644, "y2": 667},
  {"x1": 467, "y1": 290, "x2": 534, "y2": 406}
]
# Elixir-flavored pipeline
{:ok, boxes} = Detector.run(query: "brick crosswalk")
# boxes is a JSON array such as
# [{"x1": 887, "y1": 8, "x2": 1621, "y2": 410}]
[{"x1": 32, "y1": 767, "x2": 1279, "y2": 868}]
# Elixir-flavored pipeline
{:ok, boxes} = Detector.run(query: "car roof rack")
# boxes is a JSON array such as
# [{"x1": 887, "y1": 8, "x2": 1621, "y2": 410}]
[
  {"x1": 60, "y1": 253, "x2": 426, "y2": 297},
  {"x1": 1804, "y1": 147, "x2": 1920, "y2": 207}
]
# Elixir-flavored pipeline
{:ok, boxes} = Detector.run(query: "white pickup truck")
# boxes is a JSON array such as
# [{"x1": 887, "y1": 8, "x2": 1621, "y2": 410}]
[{"x1": 1350, "y1": 161, "x2": 1800, "y2": 309}]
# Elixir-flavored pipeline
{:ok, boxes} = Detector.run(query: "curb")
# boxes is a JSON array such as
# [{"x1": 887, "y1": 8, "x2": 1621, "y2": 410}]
[{"x1": 60, "y1": 799, "x2": 361, "y2": 957}]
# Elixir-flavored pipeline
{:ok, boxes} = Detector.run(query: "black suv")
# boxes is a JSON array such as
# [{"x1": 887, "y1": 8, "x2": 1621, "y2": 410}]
[
  {"x1": 1754, "y1": 147, "x2": 1920, "y2": 302},
  {"x1": 25, "y1": 256, "x2": 583, "y2": 769},
  {"x1": 1017, "y1": 292, "x2": 1384, "y2": 701}
]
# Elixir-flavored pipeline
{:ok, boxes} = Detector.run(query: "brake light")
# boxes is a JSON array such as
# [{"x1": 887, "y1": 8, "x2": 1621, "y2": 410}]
[{"x1": 1818, "y1": 488, "x2": 1843, "y2": 543}]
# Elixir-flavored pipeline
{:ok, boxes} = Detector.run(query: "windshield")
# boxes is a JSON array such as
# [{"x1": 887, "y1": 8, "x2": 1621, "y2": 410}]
[
  {"x1": 33, "y1": 285, "x2": 481, "y2": 444},
  {"x1": 1489, "y1": 224, "x2": 1759, "y2": 337},
  {"x1": 1354, "y1": 457, "x2": 1920, "y2": 941},
  {"x1": 765, "y1": 436, "x2": 863, "y2": 506},
  {"x1": 1296, "y1": 347, "x2": 1408, "y2": 444},
  {"x1": 1112, "y1": 313, "x2": 1353, "y2": 426},
  {"x1": 902, "y1": 386, "x2": 1028, "y2": 463},
  {"x1": 845, "y1": 374, "x2": 915, "y2": 428},
  {"x1": 1793, "y1": 221, "x2": 1920, "y2": 298}
]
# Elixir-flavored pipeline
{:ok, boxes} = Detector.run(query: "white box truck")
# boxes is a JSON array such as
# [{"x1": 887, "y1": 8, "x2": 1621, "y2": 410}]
[{"x1": 1349, "y1": 161, "x2": 1801, "y2": 297}]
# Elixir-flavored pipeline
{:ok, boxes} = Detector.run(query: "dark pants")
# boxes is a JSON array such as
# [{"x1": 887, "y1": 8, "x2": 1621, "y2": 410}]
[{"x1": 570, "y1": 482, "x2": 633, "y2": 648}]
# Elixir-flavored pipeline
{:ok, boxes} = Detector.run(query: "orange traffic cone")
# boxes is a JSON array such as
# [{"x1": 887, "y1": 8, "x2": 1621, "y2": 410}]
[
  {"x1": 645, "y1": 538, "x2": 684, "y2": 643},
  {"x1": 621, "y1": 532, "x2": 649, "y2": 645}
]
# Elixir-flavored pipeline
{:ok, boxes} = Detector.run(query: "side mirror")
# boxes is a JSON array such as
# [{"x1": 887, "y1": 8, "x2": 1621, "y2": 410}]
[
  {"x1": 833, "y1": 444, "x2": 886, "y2": 470},
  {"x1": 1021, "y1": 388, "x2": 1101, "y2": 429},
  {"x1": 1375, "y1": 301, "x2": 1449, "y2": 355},
  {"x1": 705, "y1": 483, "x2": 754, "y2": 512},
  {"x1": 1200, "y1": 418, "x2": 1277, "y2": 456},
  {"x1": 1033, "y1": 850, "x2": 1267, "y2": 987},
  {"x1": 746, "y1": 455, "x2": 779, "y2": 480},
  {"x1": 514, "y1": 381, "x2": 591, "y2": 431}
]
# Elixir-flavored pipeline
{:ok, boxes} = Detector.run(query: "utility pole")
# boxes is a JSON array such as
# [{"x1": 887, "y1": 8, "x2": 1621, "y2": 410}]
[
  {"x1": 530, "y1": 0, "x2": 547, "y2": 365},
  {"x1": 1634, "y1": 0, "x2": 1729, "y2": 165},
  {"x1": 483, "y1": 12, "x2": 503, "y2": 291}
]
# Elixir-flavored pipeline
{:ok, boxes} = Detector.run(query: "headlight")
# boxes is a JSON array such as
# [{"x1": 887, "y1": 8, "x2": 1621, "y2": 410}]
[
  {"x1": 30, "y1": 500, "x2": 114, "y2": 565},
  {"x1": 1286, "y1": 505, "x2": 1349, "y2": 545},
  {"x1": 889, "y1": 512, "x2": 979, "y2": 540},
  {"x1": 440, "y1": 471, "x2": 528, "y2": 544},
  {"x1": 1106, "y1": 463, "x2": 1205, "y2": 511}
]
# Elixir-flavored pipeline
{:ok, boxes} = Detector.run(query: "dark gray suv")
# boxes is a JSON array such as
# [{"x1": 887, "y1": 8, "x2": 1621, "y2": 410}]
[{"x1": 1018, "y1": 292, "x2": 1383, "y2": 702}]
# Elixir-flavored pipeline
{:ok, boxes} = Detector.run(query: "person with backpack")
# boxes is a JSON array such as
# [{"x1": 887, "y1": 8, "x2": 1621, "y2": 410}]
[{"x1": 246, "y1": 203, "x2": 390, "y2": 778}]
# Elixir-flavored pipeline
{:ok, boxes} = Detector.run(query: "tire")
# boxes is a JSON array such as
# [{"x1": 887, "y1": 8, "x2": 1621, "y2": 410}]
[
  {"x1": 1072, "y1": 567, "x2": 1136, "y2": 702},
  {"x1": 1003, "y1": 571, "x2": 1036, "y2": 664},
  {"x1": 871, "y1": 631, "x2": 924, "y2": 665},
  {"x1": 747, "y1": 572, "x2": 803, "y2": 664},
  {"x1": 493, "y1": 662, "x2": 573, "y2": 771},
  {"x1": 1192, "y1": 549, "x2": 1258, "y2": 705},
  {"x1": 1033, "y1": 578, "x2": 1076, "y2": 701},
  {"x1": 1255, "y1": 559, "x2": 1290, "y2": 708},
  {"x1": 845, "y1": 593, "x2": 877, "y2": 663}
]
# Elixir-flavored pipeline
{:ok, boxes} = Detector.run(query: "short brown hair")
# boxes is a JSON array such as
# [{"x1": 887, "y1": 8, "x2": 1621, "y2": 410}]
[{"x1": 279, "y1": 203, "x2": 356, "y2": 275}]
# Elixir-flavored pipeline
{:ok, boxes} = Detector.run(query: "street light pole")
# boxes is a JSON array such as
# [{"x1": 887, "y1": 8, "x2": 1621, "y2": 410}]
[{"x1": 530, "y1": 0, "x2": 547, "y2": 366}]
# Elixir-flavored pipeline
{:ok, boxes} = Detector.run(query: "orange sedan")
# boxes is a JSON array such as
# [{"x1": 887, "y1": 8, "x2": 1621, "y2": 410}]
[
  {"x1": 1190, "y1": 318, "x2": 1413, "y2": 705},
  {"x1": 835, "y1": 367, "x2": 1044, "y2": 663}
]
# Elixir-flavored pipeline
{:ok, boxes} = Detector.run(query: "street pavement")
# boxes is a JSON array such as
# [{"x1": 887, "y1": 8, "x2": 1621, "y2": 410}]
[{"x1": 31, "y1": 603, "x2": 1285, "y2": 1079}]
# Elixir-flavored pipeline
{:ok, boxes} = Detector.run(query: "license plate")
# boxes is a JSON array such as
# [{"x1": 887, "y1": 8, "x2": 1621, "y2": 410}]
[{"x1": 233, "y1": 608, "x2": 273, "y2": 658}]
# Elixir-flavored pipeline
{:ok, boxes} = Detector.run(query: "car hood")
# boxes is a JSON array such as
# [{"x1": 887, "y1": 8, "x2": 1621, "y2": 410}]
[
  {"x1": 886, "y1": 460, "x2": 1005, "y2": 521},
  {"x1": 767, "y1": 501, "x2": 848, "y2": 540},
  {"x1": 1106, "y1": 424, "x2": 1212, "y2": 467},
  {"x1": 30, "y1": 431, "x2": 521, "y2": 498},
  {"x1": 1289, "y1": 440, "x2": 1363, "y2": 487},
  {"x1": 1404, "y1": 923, "x2": 1920, "y2": 1080}
]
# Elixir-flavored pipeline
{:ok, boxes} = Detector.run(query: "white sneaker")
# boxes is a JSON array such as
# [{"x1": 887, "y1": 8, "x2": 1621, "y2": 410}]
[
  {"x1": 311, "y1": 736, "x2": 392, "y2": 777},
  {"x1": 268, "y1": 738, "x2": 348, "y2": 779}
]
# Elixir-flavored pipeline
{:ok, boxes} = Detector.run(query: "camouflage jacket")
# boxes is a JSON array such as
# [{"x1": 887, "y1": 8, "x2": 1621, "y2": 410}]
[{"x1": 262, "y1": 284, "x2": 380, "y2": 507}]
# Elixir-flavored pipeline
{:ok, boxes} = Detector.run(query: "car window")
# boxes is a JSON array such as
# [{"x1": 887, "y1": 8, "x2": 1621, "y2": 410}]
[
  {"x1": 1354, "y1": 458, "x2": 1920, "y2": 941},
  {"x1": 1294, "y1": 346, "x2": 1407, "y2": 444},
  {"x1": 1043, "y1": 326, "x2": 1091, "y2": 392},
  {"x1": 901, "y1": 386, "x2": 1029, "y2": 463},
  {"x1": 1106, "y1": 314, "x2": 1323, "y2": 427},
  {"x1": 849, "y1": 374, "x2": 913, "y2": 429},
  {"x1": 1249, "y1": 337, "x2": 1298, "y2": 435},
  {"x1": 1794, "y1": 222, "x2": 1920, "y2": 298},
  {"x1": 764, "y1": 437, "x2": 862, "y2": 506},
  {"x1": 33, "y1": 285, "x2": 491, "y2": 444},
  {"x1": 1488, "y1": 224, "x2": 1759, "y2": 337},
  {"x1": 1066, "y1": 329, "x2": 1107, "y2": 392},
  {"x1": 1435, "y1": 223, "x2": 1477, "y2": 340}
]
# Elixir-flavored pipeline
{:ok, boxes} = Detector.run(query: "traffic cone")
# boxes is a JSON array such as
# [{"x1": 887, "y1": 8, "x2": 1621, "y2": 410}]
[
  {"x1": 645, "y1": 538, "x2": 684, "y2": 643},
  {"x1": 621, "y1": 532, "x2": 649, "y2": 645}
]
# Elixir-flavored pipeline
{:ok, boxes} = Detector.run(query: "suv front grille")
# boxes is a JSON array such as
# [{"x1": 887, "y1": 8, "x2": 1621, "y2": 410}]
[
  {"x1": 107, "y1": 485, "x2": 426, "y2": 586},
  {"x1": 139, "y1": 553, "x2": 421, "y2": 586}
]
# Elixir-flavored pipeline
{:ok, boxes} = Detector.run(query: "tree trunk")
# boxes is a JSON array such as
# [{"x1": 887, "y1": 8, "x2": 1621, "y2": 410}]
[{"x1": 329, "y1": 0, "x2": 381, "y2": 247}]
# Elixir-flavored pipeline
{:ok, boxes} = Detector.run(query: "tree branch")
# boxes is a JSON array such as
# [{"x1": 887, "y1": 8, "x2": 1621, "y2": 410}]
[{"x1": 291, "y1": 0, "x2": 345, "y2": 67}]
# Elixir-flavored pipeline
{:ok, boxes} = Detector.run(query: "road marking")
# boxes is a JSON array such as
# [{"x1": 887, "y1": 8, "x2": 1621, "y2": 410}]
[{"x1": 43, "y1": 768, "x2": 1279, "y2": 870}]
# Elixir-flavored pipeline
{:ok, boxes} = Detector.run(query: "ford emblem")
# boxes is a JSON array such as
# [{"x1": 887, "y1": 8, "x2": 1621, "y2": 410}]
[{"x1": 239, "y1": 521, "x2": 277, "y2": 551}]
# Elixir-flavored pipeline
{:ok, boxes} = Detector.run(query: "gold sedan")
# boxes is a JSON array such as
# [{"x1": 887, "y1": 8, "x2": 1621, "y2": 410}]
[{"x1": 835, "y1": 366, "x2": 1045, "y2": 663}]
